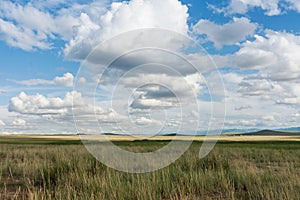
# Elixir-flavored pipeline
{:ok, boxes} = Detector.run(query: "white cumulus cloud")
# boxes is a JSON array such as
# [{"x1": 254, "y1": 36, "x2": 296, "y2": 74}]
[
  {"x1": 0, "y1": 0, "x2": 107, "y2": 51},
  {"x1": 12, "y1": 118, "x2": 26, "y2": 126},
  {"x1": 0, "y1": 120, "x2": 5, "y2": 126},
  {"x1": 13, "y1": 73, "x2": 74, "y2": 87},
  {"x1": 0, "y1": 18, "x2": 51, "y2": 50},
  {"x1": 53, "y1": 73, "x2": 74, "y2": 87},
  {"x1": 287, "y1": 0, "x2": 300, "y2": 12},
  {"x1": 8, "y1": 91, "x2": 83, "y2": 115},
  {"x1": 210, "y1": 0, "x2": 300, "y2": 16},
  {"x1": 64, "y1": 0, "x2": 189, "y2": 60},
  {"x1": 193, "y1": 17, "x2": 257, "y2": 48},
  {"x1": 233, "y1": 30, "x2": 300, "y2": 81},
  {"x1": 211, "y1": 0, "x2": 281, "y2": 16}
]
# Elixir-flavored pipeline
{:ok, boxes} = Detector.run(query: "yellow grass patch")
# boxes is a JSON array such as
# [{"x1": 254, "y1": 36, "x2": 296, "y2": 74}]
[{"x1": 1, "y1": 134, "x2": 300, "y2": 142}]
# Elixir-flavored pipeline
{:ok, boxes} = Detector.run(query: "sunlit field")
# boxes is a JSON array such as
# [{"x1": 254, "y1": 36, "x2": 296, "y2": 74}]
[{"x1": 0, "y1": 136, "x2": 299, "y2": 199}]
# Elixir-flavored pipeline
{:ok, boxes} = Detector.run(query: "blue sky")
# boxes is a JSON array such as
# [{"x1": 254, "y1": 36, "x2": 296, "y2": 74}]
[{"x1": 0, "y1": 0, "x2": 299, "y2": 134}]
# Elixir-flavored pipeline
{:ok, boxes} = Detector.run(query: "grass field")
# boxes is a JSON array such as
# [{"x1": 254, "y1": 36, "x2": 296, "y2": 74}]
[{"x1": 0, "y1": 136, "x2": 299, "y2": 199}]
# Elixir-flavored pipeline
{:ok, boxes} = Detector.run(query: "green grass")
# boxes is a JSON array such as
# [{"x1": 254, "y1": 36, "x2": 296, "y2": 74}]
[
  {"x1": 0, "y1": 137, "x2": 82, "y2": 145},
  {"x1": 0, "y1": 140, "x2": 299, "y2": 199}
]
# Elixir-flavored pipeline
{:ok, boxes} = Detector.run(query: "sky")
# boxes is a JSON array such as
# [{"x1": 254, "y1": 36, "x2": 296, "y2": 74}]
[{"x1": 0, "y1": 0, "x2": 299, "y2": 135}]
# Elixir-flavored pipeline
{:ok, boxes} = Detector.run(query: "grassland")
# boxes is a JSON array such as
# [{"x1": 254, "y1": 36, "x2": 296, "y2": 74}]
[
  {"x1": 0, "y1": 135, "x2": 299, "y2": 199},
  {"x1": 1, "y1": 134, "x2": 300, "y2": 143}
]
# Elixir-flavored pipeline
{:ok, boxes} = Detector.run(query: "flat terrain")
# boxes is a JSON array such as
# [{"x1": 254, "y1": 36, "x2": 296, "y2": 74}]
[
  {"x1": 0, "y1": 135, "x2": 299, "y2": 199},
  {"x1": 1, "y1": 134, "x2": 300, "y2": 144}
]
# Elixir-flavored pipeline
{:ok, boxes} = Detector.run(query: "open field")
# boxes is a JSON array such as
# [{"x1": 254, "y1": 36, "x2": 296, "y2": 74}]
[
  {"x1": 1, "y1": 134, "x2": 300, "y2": 144},
  {"x1": 0, "y1": 136, "x2": 299, "y2": 199}
]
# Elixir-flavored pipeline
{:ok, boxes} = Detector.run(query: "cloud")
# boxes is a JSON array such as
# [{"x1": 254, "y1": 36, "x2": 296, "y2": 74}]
[
  {"x1": 78, "y1": 77, "x2": 86, "y2": 84},
  {"x1": 7, "y1": 91, "x2": 129, "y2": 133},
  {"x1": 235, "y1": 105, "x2": 252, "y2": 111},
  {"x1": 238, "y1": 79, "x2": 284, "y2": 96},
  {"x1": 121, "y1": 73, "x2": 203, "y2": 100},
  {"x1": 13, "y1": 79, "x2": 52, "y2": 86},
  {"x1": 130, "y1": 97, "x2": 176, "y2": 110},
  {"x1": 268, "y1": 79, "x2": 300, "y2": 108},
  {"x1": 71, "y1": 25, "x2": 220, "y2": 133},
  {"x1": 193, "y1": 17, "x2": 257, "y2": 48},
  {"x1": 210, "y1": 0, "x2": 300, "y2": 16},
  {"x1": 64, "y1": 13, "x2": 100, "y2": 59},
  {"x1": 0, "y1": 0, "x2": 107, "y2": 51},
  {"x1": 0, "y1": 120, "x2": 5, "y2": 126},
  {"x1": 9, "y1": 90, "x2": 166, "y2": 135},
  {"x1": 13, "y1": 73, "x2": 74, "y2": 87},
  {"x1": 233, "y1": 30, "x2": 300, "y2": 81},
  {"x1": 12, "y1": 118, "x2": 26, "y2": 126},
  {"x1": 214, "y1": 69, "x2": 300, "y2": 130},
  {"x1": 0, "y1": 18, "x2": 51, "y2": 51},
  {"x1": 211, "y1": 0, "x2": 281, "y2": 16},
  {"x1": 287, "y1": 0, "x2": 300, "y2": 12},
  {"x1": 277, "y1": 97, "x2": 300, "y2": 105},
  {"x1": 64, "y1": 0, "x2": 189, "y2": 60},
  {"x1": 134, "y1": 117, "x2": 161, "y2": 126},
  {"x1": 2, "y1": 0, "x2": 299, "y2": 134},
  {"x1": 53, "y1": 73, "x2": 74, "y2": 87},
  {"x1": 262, "y1": 115, "x2": 275, "y2": 121},
  {"x1": 8, "y1": 91, "x2": 83, "y2": 115},
  {"x1": 74, "y1": 69, "x2": 204, "y2": 134}
]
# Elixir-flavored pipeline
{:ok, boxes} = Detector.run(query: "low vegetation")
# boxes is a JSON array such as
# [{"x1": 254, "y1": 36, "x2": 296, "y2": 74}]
[{"x1": 0, "y1": 139, "x2": 299, "y2": 199}]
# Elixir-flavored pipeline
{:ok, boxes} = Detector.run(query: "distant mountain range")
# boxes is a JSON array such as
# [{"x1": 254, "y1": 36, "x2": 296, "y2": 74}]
[
  {"x1": 198, "y1": 127, "x2": 300, "y2": 136},
  {"x1": 237, "y1": 129, "x2": 300, "y2": 136},
  {"x1": 76, "y1": 127, "x2": 300, "y2": 137},
  {"x1": 276, "y1": 127, "x2": 300, "y2": 132},
  {"x1": 196, "y1": 128, "x2": 260, "y2": 135}
]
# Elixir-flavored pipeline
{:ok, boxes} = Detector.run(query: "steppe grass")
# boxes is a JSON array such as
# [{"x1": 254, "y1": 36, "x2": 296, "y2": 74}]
[{"x1": 0, "y1": 140, "x2": 299, "y2": 199}]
